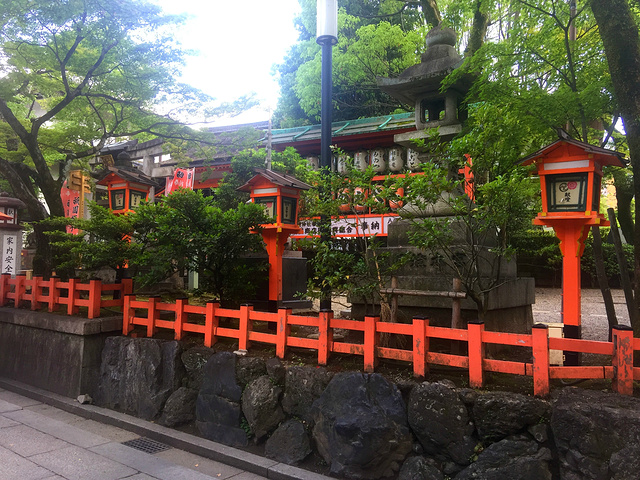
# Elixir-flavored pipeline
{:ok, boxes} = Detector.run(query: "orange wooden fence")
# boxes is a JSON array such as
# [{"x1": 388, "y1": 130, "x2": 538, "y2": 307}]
[
  {"x1": 0, "y1": 273, "x2": 133, "y2": 318},
  {"x1": 121, "y1": 295, "x2": 637, "y2": 397}
]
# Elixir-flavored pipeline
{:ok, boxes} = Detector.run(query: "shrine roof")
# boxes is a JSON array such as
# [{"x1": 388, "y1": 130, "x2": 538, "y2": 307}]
[
  {"x1": 521, "y1": 130, "x2": 626, "y2": 168},
  {"x1": 237, "y1": 168, "x2": 311, "y2": 192},
  {"x1": 267, "y1": 112, "x2": 415, "y2": 153}
]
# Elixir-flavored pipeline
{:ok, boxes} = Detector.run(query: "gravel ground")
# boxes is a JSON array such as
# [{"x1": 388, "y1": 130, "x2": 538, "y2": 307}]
[{"x1": 534, "y1": 287, "x2": 632, "y2": 341}]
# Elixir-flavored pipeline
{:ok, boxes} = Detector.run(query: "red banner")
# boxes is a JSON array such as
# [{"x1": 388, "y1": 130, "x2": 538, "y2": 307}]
[
  {"x1": 61, "y1": 182, "x2": 80, "y2": 234},
  {"x1": 166, "y1": 168, "x2": 195, "y2": 195}
]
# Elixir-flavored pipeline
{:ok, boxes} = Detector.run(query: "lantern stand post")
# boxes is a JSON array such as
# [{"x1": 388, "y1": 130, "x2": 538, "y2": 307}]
[
  {"x1": 317, "y1": 0, "x2": 338, "y2": 312},
  {"x1": 522, "y1": 133, "x2": 626, "y2": 366}
]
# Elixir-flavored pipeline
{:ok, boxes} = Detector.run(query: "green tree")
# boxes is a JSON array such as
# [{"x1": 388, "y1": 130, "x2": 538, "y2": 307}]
[
  {"x1": 132, "y1": 190, "x2": 267, "y2": 305},
  {"x1": 49, "y1": 191, "x2": 269, "y2": 305},
  {"x1": 0, "y1": 0, "x2": 248, "y2": 275},
  {"x1": 590, "y1": 0, "x2": 640, "y2": 333}
]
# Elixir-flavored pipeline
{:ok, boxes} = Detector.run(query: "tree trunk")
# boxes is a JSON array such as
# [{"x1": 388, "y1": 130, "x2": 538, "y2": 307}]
[
  {"x1": 465, "y1": 0, "x2": 490, "y2": 57},
  {"x1": 591, "y1": 225, "x2": 618, "y2": 340},
  {"x1": 420, "y1": 0, "x2": 441, "y2": 28},
  {"x1": 590, "y1": 0, "x2": 640, "y2": 330},
  {"x1": 612, "y1": 169, "x2": 635, "y2": 244}
]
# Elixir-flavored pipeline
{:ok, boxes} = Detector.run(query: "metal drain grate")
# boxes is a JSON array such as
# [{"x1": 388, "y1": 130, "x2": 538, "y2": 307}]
[{"x1": 122, "y1": 437, "x2": 171, "y2": 454}]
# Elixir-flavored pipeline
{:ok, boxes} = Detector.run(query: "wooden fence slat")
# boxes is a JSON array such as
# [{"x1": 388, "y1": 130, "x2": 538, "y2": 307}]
[
  {"x1": 204, "y1": 301, "x2": 219, "y2": 347},
  {"x1": 239, "y1": 304, "x2": 253, "y2": 351},
  {"x1": 88, "y1": 279, "x2": 102, "y2": 319},
  {"x1": 0, "y1": 273, "x2": 9, "y2": 306},
  {"x1": 175, "y1": 297, "x2": 188, "y2": 341},
  {"x1": 277, "y1": 308, "x2": 291, "y2": 359},
  {"x1": 531, "y1": 324, "x2": 550, "y2": 397},
  {"x1": 317, "y1": 309, "x2": 333, "y2": 365},
  {"x1": 66, "y1": 277, "x2": 78, "y2": 315},
  {"x1": 412, "y1": 316, "x2": 428, "y2": 378},
  {"x1": 123, "y1": 294, "x2": 135, "y2": 335},
  {"x1": 364, "y1": 315, "x2": 379, "y2": 373},
  {"x1": 14, "y1": 274, "x2": 26, "y2": 308},
  {"x1": 468, "y1": 321, "x2": 484, "y2": 388},
  {"x1": 147, "y1": 296, "x2": 160, "y2": 337},
  {"x1": 612, "y1": 325, "x2": 634, "y2": 395}
]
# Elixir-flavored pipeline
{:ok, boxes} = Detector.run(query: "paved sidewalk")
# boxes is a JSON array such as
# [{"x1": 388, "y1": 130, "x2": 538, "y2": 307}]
[
  {"x1": 0, "y1": 381, "x2": 330, "y2": 480},
  {"x1": 0, "y1": 388, "x2": 266, "y2": 480}
]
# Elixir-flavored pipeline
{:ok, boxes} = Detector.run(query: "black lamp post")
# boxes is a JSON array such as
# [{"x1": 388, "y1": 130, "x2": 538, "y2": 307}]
[{"x1": 317, "y1": 0, "x2": 338, "y2": 311}]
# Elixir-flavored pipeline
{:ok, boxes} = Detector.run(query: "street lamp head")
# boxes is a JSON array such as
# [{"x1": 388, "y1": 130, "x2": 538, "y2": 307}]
[{"x1": 316, "y1": 0, "x2": 338, "y2": 45}]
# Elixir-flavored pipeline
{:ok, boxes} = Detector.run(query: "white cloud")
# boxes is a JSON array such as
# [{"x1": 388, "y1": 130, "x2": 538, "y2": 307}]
[{"x1": 151, "y1": 0, "x2": 301, "y2": 124}]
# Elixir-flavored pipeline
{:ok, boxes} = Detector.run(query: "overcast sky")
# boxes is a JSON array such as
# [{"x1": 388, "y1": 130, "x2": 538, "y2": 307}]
[{"x1": 151, "y1": 0, "x2": 302, "y2": 125}]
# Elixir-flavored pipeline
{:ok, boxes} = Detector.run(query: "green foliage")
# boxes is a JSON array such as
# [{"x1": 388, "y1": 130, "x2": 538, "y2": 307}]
[
  {"x1": 132, "y1": 190, "x2": 267, "y2": 305},
  {"x1": 273, "y1": 1, "x2": 428, "y2": 125},
  {"x1": 44, "y1": 203, "x2": 135, "y2": 278},
  {"x1": 582, "y1": 229, "x2": 634, "y2": 287},
  {"x1": 214, "y1": 147, "x2": 315, "y2": 211},
  {"x1": 393, "y1": 132, "x2": 538, "y2": 317},
  {"x1": 47, "y1": 191, "x2": 268, "y2": 305}
]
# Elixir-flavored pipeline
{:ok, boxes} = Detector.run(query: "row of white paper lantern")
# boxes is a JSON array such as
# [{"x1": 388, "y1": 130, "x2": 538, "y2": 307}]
[{"x1": 306, "y1": 147, "x2": 421, "y2": 174}]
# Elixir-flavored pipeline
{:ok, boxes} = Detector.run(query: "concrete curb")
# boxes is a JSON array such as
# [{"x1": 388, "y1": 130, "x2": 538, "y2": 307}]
[{"x1": 0, "y1": 377, "x2": 332, "y2": 480}]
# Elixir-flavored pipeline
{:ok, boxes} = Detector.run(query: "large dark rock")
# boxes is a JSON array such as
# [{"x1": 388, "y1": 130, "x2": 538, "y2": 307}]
[
  {"x1": 551, "y1": 388, "x2": 640, "y2": 480},
  {"x1": 265, "y1": 419, "x2": 312, "y2": 465},
  {"x1": 407, "y1": 382, "x2": 475, "y2": 463},
  {"x1": 266, "y1": 357, "x2": 286, "y2": 385},
  {"x1": 196, "y1": 352, "x2": 248, "y2": 447},
  {"x1": 473, "y1": 392, "x2": 551, "y2": 442},
  {"x1": 242, "y1": 375, "x2": 285, "y2": 440},
  {"x1": 311, "y1": 372, "x2": 412, "y2": 479},
  {"x1": 398, "y1": 456, "x2": 444, "y2": 480},
  {"x1": 181, "y1": 346, "x2": 215, "y2": 390},
  {"x1": 454, "y1": 436, "x2": 552, "y2": 480},
  {"x1": 282, "y1": 366, "x2": 333, "y2": 420},
  {"x1": 159, "y1": 387, "x2": 197, "y2": 427},
  {"x1": 199, "y1": 351, "x2": 242, "y2": 400},
  {"x1": 236, "y1": 356, "x2": 267, "y2": 389},
  {"x1": 95, "y1": 337, "x2": 184, "y2": 420}
]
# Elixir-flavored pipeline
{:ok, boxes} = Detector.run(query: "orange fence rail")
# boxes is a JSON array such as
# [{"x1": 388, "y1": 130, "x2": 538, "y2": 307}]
[
  {"x1": 121, "y1": 295, "x2": 637, "y2": 397},
  {"x1": 0, "y1": 273, "x2": 133, "y2": 318}
]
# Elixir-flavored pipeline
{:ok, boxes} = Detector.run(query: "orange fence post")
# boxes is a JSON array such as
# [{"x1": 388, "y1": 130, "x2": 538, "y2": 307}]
[
  {"x1": 468, "y1": 320, "x2": 485, "y2": 389},
  {"x1": 175, "y1": 297, "x2": 188, "y2": 341},
  {"x1": 122, "y1": 294, "x2": 135, "y2": 335},
  {"x1": 30, "y1": 276, "x2": 42, "y2": 310},
  {"x1": 0, "y1": 273, "x2": 9, "y2": 306},
  {"x1": 147, "y1": 296, "x2": 159, "y2": 337},
  {"x1": 239, "y1": 304, "x2": 254, "y2": 351},
  {"x1": 318, "y1": 309, "x2": 333, "y2": 365},
  {"x1": 14, "y1": 274, "x2": 26, "y2": 308},
  {"x1": 48, "y1": 276, "x2": 59, "y2": 312},
  {"x1": 612, "y1": 325, "x2": 634, "y2": 395},
  {"x1": 364, "y1": 315, "x2": 380, "y2": 373},
  {"x1": 276, "y1": 308, "x2": 291, "y2": 359},
  {"x1": 204, "y1": 301, "x2": 219, "y2": 348},
  {"x1": 88, "y1": 278, "x2": 102, "y2": 319},
  {"x1": 67, "y1": 277, "x2": 78, "y2": 315},
  {"x1": 531, "y1": 324, "x2": 550, "y2": 397},
  {"x1": 412, "y1": 316, "x2": 429, "y2": 378}
]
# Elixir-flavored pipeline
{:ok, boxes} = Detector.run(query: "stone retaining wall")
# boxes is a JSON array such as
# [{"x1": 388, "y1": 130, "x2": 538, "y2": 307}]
[
  {"x1": 0, "y1": 307, "x2": 121, "y2": 397},
  {"x1": 94, "y1": 337, "x2": 640, "y2": 480}
]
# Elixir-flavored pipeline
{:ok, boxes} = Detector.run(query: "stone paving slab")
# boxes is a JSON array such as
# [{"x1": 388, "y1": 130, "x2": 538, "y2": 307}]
[
  {"x1": 0, "y1": 444, "x2": 55, "y2": 480},
  {"x1": 90, "y1": 441, "x2": 220, "y2": 480},
  {"x1": 4, "y1": 408, "x2": 110, "y2": 448},
  {"x1": 0, "y1": 398, "x2": 23, "y2": 413},
  {"x1": 0, "y1": 424, "x2": 70, "y2": 457},
  {"x1": 30, "y1": 444, "x2": 139, "y2": 480},
  {"x1": 154, "y1": 448, "x2": 244, "y2": 479}
]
